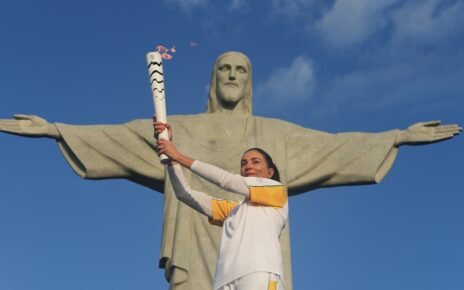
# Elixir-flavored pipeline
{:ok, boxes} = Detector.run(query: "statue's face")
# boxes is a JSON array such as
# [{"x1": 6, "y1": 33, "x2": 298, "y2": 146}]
[{"x1": 216, "y1": 54, "x2": 249, "y2": 107}]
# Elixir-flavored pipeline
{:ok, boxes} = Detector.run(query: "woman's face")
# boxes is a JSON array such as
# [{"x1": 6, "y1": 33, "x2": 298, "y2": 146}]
[{"x1": 240, "y1": 150, "x2": 274, "y2": 179}]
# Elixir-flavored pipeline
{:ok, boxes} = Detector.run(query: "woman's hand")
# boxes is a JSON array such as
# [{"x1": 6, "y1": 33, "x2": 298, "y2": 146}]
[
  {"x1": 153, "y1": 115, "x2": 194, "y2": 168},
  {"x1": 156, "y1": 137, "x2": 195, "y2": 168},
  {"x1": 156, "y1": 138, "x2": 180, "y2": 161},
  {"x1": 153, "y1": 115, "x2": 173, "y2": 141}
]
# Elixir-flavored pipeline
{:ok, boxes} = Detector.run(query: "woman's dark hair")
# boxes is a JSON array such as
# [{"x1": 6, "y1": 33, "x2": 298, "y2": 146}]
[{"x1": 244, "y1": 148, "x2": 280, "y2": 182}]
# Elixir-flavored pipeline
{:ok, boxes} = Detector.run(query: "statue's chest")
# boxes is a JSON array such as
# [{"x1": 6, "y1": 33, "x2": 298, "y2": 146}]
[{"x1": 173, "y1": 118, "x2": 262, "y2": 169}]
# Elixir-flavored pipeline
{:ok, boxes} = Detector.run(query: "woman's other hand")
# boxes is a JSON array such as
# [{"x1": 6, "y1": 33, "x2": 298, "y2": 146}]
[
  {"x1": 153, "y1": 115, "x2": 173, "y2": 141},
  {"x1": 157, "y1": 138, "x2": 180, "y2": 161}
]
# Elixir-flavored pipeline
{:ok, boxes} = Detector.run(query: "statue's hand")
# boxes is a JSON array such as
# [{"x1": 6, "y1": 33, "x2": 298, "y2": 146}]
[
  {"x1": 396, "y1": 121, "x2": 462, "y2": 146},
  {"x1": 0, "y1": 114, "x2": 61, "y2": 139}
]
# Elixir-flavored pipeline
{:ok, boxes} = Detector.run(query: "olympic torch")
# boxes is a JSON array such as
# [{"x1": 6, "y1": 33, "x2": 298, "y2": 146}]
[{"x1": 147, "y1": 51, "x2": 169, "y2": 164}]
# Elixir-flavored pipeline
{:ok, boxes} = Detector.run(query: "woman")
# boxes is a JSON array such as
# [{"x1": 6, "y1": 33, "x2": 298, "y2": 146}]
[{"x1": 155, "y1": 119, "x2": 288, "y2": 290}]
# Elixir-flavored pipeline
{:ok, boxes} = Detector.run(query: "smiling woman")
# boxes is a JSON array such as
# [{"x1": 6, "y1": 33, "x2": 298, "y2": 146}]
[{"x1": 154, "y1": 120, "x2": 288, "y2": 290}]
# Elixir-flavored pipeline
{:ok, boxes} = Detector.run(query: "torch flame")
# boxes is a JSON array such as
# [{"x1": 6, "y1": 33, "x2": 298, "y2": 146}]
[{"x1": 156, "y1": 45, "x2": 176, "y2": 60}]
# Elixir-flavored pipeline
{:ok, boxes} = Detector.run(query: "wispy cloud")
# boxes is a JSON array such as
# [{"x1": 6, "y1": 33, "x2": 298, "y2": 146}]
[
  {"x1": 390, "y1": 0, "x2": 464, "y2": 47},
  {"x1": 164, "y1": 0, "x2": 250, "y2": 45},
  {"x1": 311, "y1": 55, "x2": 464, "y2": 117},
  {"x1": 255, "y1": 55, "x2": 316, "y2": 106},
  {"x1": 271, "y1": 0, "x2": 463, "y2": 50},
  {"x1": 270, "y1": 0, "x2": 315, "y2": 18},
  {"x1": 165, "y1": 0, "x2": 250, "y2": 13},
  {"x1": 313, "y1": 0, "x2": 399, "y2": 48},
  {"x1": 164, "y1": 0, "x2": 208, "y2": 13},
  {"x1": 265, "y1": 0, "x2": 464, "y2": 118}
]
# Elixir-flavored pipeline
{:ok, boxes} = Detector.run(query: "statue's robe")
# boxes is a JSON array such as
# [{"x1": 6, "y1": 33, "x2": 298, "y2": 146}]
[{"x1": 55, "y1": 113, "x2": 399, "y2": 290}]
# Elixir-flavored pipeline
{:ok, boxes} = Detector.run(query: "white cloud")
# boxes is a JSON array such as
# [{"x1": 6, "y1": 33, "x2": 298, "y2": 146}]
[
  {"x1": 390, "y1": 0, "x2": 464, "y2": 46},
  {"x1": 255, "y1": 56, "x2": 316, "y2": 106},
  {"x1": 314, "y1": 0, "x2": 399, "y2": 48},
  {"x1": 268, "y1": 0, "x2": 463, "y2": 51},
  {"x1": 305, "y1": 0, "x2": 464, "y2": 50},
  {"x1": 262, "y1": 0, "x2": 464, "y2": 118}
]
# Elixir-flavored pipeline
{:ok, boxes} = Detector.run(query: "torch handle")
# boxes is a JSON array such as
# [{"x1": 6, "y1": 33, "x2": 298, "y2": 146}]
[{"x1": 147, "y1": 51, "x2": 169, "y2": 164}]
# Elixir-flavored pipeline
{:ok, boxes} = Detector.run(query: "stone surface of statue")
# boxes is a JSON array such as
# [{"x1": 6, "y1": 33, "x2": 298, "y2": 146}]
[{"x1": 0, "y1": 51, "x2": 461, "y2": 290}]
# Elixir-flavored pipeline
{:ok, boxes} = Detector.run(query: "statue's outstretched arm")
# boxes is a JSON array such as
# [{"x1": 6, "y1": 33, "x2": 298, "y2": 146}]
[
  {"x1": 1, "y1": 116, "x2": 165, "y2": 191},
  {"x1": 0, "y1": 114, "x2": 61, "y2": 139},
  {"x1": 284, "y1": 125, "x2": 400, "y2": 194},
  {"x1": 285, "y1": 120, "x2": 461, "y2": 194},
  {"x1": 395, "y1": 121, "x2": 461, "y2": 146}
]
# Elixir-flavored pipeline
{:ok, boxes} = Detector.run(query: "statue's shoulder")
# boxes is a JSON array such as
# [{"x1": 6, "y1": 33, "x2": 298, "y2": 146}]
[
  {"x1": 169, "y1": 113, "x2": 210, "y2": 123},
  {"x1": 252, "y1": 115, "x2": 330, "y2": 137},
  {"x1": 124, "y1": 114, "x2": 327, "y2": 135},
  {"x1": 253, "y1": 115, "x2": 298, "y2": 127},
  {"x1": 252, "y1": 115, "x2": 309, "y2": 130},
  {"x1": 124, "y1": 118, "x2": 151, "y2": 130},
  {"x1": 124, "y1": 114, "x2": 205, "y2": 125},
  {"x1": 125, "y1": 114, "x2": 213, "y2": 138}
]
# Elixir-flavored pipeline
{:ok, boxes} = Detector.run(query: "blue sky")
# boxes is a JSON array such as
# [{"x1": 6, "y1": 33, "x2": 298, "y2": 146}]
[{"x1": 1, "y1": 0, "x2": 463, "y2": 289}]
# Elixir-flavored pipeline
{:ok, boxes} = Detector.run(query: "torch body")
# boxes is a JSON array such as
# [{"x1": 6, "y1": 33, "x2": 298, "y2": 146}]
[{"x1": 147, "y1": 51, "x2": 169, "y2": 163}]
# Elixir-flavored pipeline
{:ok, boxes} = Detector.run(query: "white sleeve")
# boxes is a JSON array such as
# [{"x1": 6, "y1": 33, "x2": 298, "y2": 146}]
[
  {"x1": 190, "y1": 160, "x2": 250, "y2": 197},
  {"x1": 167, "y1": 164, "x2": 212, "y2": 217}
]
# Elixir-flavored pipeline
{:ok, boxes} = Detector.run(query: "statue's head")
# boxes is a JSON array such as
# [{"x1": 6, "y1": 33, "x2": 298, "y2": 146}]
[{"x1": 207, "y1": 51, "x2": 252, "y2": 115}]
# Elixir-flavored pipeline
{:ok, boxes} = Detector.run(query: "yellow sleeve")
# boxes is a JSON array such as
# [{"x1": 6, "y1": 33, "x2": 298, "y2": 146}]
[
  {"x1": 209, "y1": 199, "x2": 239, "y2": 226},
  {"x1": 249, "y1": 185, "x2": 288, "y2": 208}
]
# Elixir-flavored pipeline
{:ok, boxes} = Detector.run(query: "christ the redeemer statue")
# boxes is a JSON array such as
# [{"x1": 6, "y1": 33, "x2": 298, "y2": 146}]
[{"x1": 0, "y1": 51, "x2": 460, "y2": 290}]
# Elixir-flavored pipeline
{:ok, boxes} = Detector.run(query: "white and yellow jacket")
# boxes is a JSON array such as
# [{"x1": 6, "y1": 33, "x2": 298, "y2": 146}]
[{"x1": 167, "y1": 161, "x2": 288, "y2": 290}]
